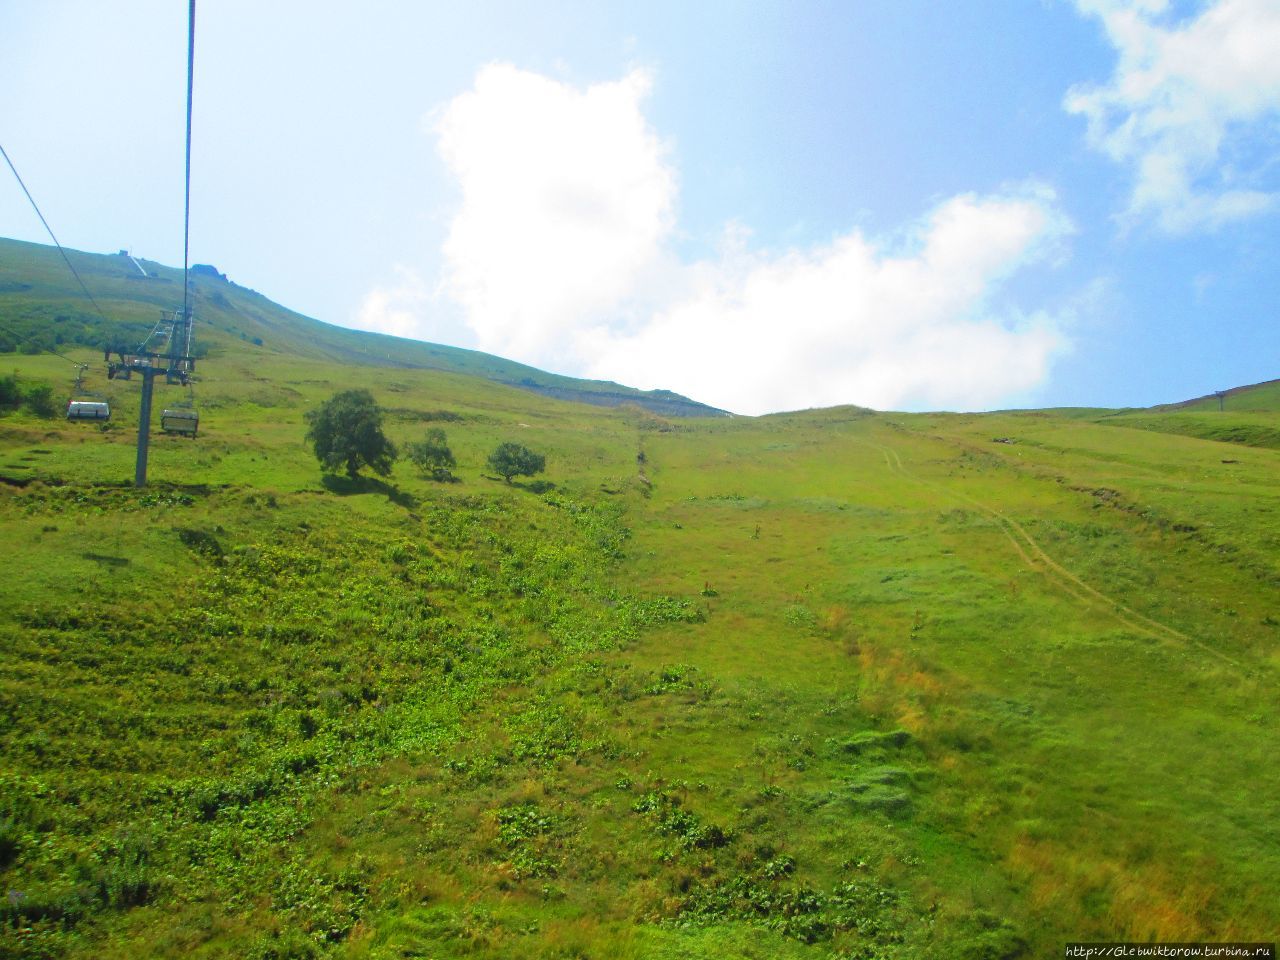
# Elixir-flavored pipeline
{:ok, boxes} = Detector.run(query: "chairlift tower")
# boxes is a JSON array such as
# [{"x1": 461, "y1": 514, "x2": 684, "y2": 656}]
[
  {"x1": 107, "y1": 0, "x2": 200, "y2": 489},
  {"x1": 108, "y1": 306, "x2": 197, "y2": 487},
  {"x1": 3, "y1": 1, "x2": 200, "y2": 486}
]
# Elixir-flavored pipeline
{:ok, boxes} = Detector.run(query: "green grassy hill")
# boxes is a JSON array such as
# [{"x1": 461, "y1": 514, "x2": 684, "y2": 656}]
[
  {"x1": 1159, "y1": 378, "x2": 1280, "y2": 413},
  {"x1": 1098, "y1": 410, "x2": 1280, "y2": 451},
  {"x1": 0, "y1": 237, "x2": 725, "y2": 418},
  {"x1": 1076, "y1": 380, "x2": 1280, "y2": 452},
  {"x1": 0, "y1": 264, "x2": 1277, "y2": 958}
]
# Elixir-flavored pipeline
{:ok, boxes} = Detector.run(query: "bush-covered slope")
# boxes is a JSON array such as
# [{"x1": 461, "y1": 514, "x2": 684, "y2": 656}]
[{"x1": 0, "y1": 326, "x2": 1277, "y2": 957}]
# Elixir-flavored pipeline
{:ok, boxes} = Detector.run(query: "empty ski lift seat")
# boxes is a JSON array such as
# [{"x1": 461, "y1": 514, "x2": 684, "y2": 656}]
[
  {"x1": 161, "y1": 408, "x2": 199, "y2": 436},
  {"x1": 66, "y1": 400, "x2": 110, "y2": 421}
]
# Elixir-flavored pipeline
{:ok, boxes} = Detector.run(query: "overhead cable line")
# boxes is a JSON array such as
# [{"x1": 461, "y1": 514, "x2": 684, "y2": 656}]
[
  {"x1": 182, "y1": 0, "x2": 195, "y2": 326},
  {"x1": 0, "y1": 141, "x2": 114, "y2": 328},
  {"x1": 0, "y1": 318, "x2": 83, "y2": 367}
]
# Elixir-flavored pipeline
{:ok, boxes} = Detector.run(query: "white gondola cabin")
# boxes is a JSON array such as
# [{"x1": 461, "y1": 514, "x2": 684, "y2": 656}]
[
  {"x1": 66, "y1": 400, "x2": 110, "y2": 421},
  {"x1": 161, "y1": 408, "x2": 199, "y2": 436}
]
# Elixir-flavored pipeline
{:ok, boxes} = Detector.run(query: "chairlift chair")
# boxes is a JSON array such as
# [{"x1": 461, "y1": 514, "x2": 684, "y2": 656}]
[
  {"x1": 66, "y1": 364, "x2": 110, "y2": 421},
  {"x1": 66, "y1": 399, "x2": 110, "y2": 421},
  {"x1": 160, "y1": 406, "x2": 199, "y2": 436}
]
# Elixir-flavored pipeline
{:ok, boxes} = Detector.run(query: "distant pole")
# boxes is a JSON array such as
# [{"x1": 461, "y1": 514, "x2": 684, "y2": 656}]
[{"x1": 135, "y1": 367, "x2": 156, "y2": 488}]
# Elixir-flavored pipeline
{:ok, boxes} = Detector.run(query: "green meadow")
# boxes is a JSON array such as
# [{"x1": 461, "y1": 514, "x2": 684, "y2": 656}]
[{"x1": 1, "y1": 243, "x2": 1277, "y2": 958}]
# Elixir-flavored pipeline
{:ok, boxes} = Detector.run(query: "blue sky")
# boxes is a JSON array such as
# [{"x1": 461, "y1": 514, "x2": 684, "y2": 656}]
[{"x1": 2, "y1": 0, "x2": 1277, "y2": 413}]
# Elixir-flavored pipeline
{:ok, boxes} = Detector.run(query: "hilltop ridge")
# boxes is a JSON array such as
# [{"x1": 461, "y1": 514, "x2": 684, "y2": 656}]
[
  {"x1": 0, "y1": 236, "x2": 727, "y2": 419},
  {"x1": 1153, "y1": 377, "x2": 1280, "y2": 412}
]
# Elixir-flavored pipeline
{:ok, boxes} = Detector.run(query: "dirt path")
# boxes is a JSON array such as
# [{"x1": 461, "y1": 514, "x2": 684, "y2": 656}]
[{"x1": 858, "y1": 435, "x2": 1244, "y2": 670}]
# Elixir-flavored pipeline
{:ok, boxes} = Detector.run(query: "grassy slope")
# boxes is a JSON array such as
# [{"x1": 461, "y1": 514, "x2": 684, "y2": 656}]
[
  {"x1": 0, "y1": 353, "x2": 1277, "y2": 957},
  {"x1": 1158, "y1": 378, "x2": 1280, "y2": 412},
  {"x1": 631, "y1": 410, "x2": 1278, "y2": 939},
  {"x1": 1095, "y1": 379, "x2": 1280, "y2": 451},
  {"x1": 0, "y1": 237, "x2": 724, "y2": 418}
]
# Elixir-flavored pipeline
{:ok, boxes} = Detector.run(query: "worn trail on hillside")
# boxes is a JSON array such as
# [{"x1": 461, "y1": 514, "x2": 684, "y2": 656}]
[{"x1": 857, "y1": 433, "x2": 1244, "y2": 670}]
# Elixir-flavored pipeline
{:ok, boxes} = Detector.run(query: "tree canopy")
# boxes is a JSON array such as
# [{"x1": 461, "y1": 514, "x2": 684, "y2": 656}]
[
  {"x1": 407, "y1": 427, "x2": 457, "y2": 481},
  {"x1": 487, "y1": 441, "x2": 545, "y2": 483},
  {"x1": 305, "y1": 389, "x2": 398, "y2": 478}
]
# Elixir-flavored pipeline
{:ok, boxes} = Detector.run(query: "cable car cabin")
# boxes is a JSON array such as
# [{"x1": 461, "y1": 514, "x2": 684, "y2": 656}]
[
  {"x1": 66, "y1": 400, "x2": 110, "y2": 421},
  {"x1": 161, "y1": 408, "x2": 199, "y2": 436}
]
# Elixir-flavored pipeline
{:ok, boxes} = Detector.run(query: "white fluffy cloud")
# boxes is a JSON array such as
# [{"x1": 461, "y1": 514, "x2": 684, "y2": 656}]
[
  {"x1": 435, "y1": 63, "x2": 676, "y2": 362},
  {"x1": 1066, "y1": 0, "x2": 1280, "y2": 232},
  {"x1": 584, "y1": 190, "x2": 1070, "y2": 414},
  {"x1": 350, "y1": 265, "x2": 429, "y2": 340},
  {"x1": 416, "y1": 64, "x2": 1073, "y2": 413}
]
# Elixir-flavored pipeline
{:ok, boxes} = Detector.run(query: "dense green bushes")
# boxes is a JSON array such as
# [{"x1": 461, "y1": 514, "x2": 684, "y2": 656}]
[
  {"x1": 0, "y1": 372, "x2": 59, "y2": 417},
  {"x1": 0, "y1": 483, "x2": 725, "y2": 956}
]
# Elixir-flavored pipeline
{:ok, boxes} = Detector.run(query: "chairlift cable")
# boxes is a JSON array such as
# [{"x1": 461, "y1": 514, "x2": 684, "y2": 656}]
[
  {"x1": 0, "y1": 141, "x2": 114, "y2": 329},
  {"x1": 0, "y1": 318, "x2": 82, "y2": 368},
  {"x1": 182, "y1": 0, "x2": 195, "y2": 325},
  {"x1": 154, "y1": 1, "x2": 201, "y2": 443},
  {"x1": 136, "y1": 314, "x2": 169, "y2": 354}
]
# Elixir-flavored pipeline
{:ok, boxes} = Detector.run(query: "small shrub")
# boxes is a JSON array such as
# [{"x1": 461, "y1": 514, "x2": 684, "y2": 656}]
[
  {"x1": 784, "y1": 604, "x2": 818, "y2": 631},
  {"x1": 839, "y1": 729, "x2": 912, "y2": 755},
  {"x1": 644, "y1": 663, "x2": 697, "y2": 695},
  {"x1": 953, "y1": 911, "x2": 1029, "y2": 960},
  {"x1": 407, "y1": 427, "x2": 457, "y2": 482},
  {"x1": 0, "y1": 817, "x2": 22, "y2": 868},
  {"x1": 763, "y1": 855, "x2": 796, "y2": 879},
  {"x1": 0, "y1": 373, "x2": 21, "y2": 408},
  {"x1": 251, "y1": 930, "x2": 319, "y2": 960},
  {"x1": 176, "y1": 527, "x2": 224, "y2": 559},
  {"x1": 92, "y1": 831, "x2": 160, "y2": 909},
  {"x1": 23, "y1": 384, "x2": 58, "y2": 418}
]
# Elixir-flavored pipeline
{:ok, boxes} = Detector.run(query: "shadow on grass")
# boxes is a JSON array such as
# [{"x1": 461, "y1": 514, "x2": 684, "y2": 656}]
[
  {"x1": 482, "y1": 475, "x2": 557, "y2": 494},
  {"x1": 321, "y1": 473, "x2": 418, "y2": 509},
  {"x1": 81, "y1": 552, "x2": 130, "y2": 567}
]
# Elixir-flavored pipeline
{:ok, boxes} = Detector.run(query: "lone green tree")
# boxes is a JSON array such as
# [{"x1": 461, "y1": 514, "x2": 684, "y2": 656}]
[
  {"x1": 407, "y1": 427, "x2": 457, "y2": 481},
  {"x1": 487, "y1": 441, "x2": 545, "y2": 483},
  {"x1": 305, "y1": 389, "x2": 398, "y2": 478}
]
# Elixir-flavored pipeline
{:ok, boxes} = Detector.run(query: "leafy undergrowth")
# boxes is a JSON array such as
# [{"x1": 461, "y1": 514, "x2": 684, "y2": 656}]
[
  {"x1": 0, "y1": 476, "x2": 972, "y2": 959},
  {"x1": 2, "y1": 371, "x2": 1278, "y2": 958},
  {"x1": 0, "y1": 482, "x2": 713, "y2": 957}
]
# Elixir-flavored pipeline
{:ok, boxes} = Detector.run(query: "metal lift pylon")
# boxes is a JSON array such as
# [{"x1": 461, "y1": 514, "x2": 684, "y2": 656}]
[{"x1": 109, "y1": 306, "x2": 197, "y2": 487}]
